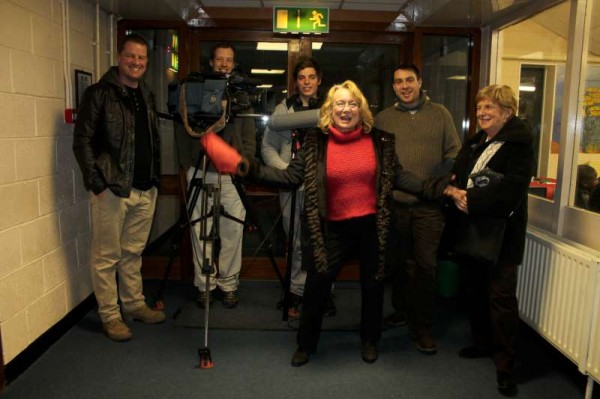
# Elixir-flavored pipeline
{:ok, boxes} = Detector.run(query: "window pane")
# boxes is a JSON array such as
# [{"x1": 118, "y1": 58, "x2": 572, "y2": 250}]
[
  {"x1": 313, "y1": 43, "x2": 401, "y2": 115},
  {"x1": 497, "y1": 1, "x2": 571, "y2": 200},
  {"x1": 573, "y1": 0, "x2": 600, "y2": 212},
  {"x1": 422, "y1": 35, "x2": 471, "y2": 140}
]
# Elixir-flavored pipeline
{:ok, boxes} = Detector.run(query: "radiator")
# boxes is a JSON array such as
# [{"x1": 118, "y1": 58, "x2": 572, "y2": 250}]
[{"x1": 517, "y1": 227, "x2": 600, "y2": 376}]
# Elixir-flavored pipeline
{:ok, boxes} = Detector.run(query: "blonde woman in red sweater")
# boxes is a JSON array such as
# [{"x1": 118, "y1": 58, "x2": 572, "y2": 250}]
[{"x1": 253, "y1": 80, "x2": 450, "y2": 367}]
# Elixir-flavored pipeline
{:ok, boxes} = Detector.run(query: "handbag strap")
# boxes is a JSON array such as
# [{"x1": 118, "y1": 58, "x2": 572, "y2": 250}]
[{"x1": 467, "y1": 141, "x2": 505, "y2": 188}]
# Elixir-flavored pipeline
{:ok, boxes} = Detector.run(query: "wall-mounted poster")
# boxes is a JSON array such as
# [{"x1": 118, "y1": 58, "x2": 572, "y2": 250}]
[{"x1": 75, "y1": 69, "x2": 92, "y2": 110}]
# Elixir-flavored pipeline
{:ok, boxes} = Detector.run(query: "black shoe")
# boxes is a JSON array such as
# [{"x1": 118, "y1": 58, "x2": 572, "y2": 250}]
[
  {"x1": 291, "y1": 348, "x2": 309, "y2": 367},
  {"x1": 459, "y1": 346, "x2": 490, "y2": 359},
  {"x1": 361, "y1": 341, "x2": 379, "y2": 364},
  {"x1": 324, "y1": 293, "x2": 337, "y2": 317},
  {"x1": 384, "y1": 312, "x2": 407, "y2": 327},
  {"x1": 196, "y1": 290, "x2": 213, "y2": 307},
  {"x1": 222, "y1": 290, "x2": 240, "y2": 308},
  {"x1": 497, "y1": 371, "x2": 518, "y2": 397}
]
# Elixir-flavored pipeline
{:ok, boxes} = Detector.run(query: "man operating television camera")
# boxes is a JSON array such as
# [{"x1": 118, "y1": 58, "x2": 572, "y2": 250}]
[{"x1": 178, "y1": 42, "x2": 256, "y2": 309}]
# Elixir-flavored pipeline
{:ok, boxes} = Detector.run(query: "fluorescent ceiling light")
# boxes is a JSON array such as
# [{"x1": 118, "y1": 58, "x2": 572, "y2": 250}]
[
  {"x1": 256, "y1": 42, "x2": 323, "y2": 51},
  {"x1": 257, "y1": 84, "x2": 273, "y2": 89},
  {"x1": 519, "y1": 85, "x2": 536, "y2": 92},
  {"x1": 251, "y1": 69, "x2": 285, "y2": 74},
  {"x1": 257, "y1": 42, "x2": 287, "y2": 51},
  {"x1": 447, "y1": 75, "x2": 466, "y2": 80}
]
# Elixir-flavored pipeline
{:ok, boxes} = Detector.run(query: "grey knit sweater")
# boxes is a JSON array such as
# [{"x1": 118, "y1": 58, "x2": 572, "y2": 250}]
[{"x1": 374, "y1": 97, "x2": 461, "y2": 204}]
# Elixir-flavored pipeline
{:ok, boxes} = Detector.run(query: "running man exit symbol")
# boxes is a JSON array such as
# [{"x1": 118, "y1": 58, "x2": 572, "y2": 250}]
[{"x1": 273, "y1": 7, "x2": 329, "y2": 34}]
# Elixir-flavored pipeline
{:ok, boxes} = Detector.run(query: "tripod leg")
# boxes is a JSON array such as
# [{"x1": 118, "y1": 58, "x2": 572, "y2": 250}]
[
  {"x1": 231, "y1": 178, "x2": 285, "y2": 286},
  {"x1": 279, "y1": 189, "x2": 298, "y2": 321}
]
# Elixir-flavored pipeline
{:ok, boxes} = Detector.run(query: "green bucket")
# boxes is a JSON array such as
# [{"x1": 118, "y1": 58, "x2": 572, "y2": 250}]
[{"x1": 437, "y1": 260, "x2": 459, "y2": 298}]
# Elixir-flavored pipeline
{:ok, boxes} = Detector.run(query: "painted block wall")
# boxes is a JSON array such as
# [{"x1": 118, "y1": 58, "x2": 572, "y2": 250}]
[{"x1": 0, "y1": 0, "x2": 112, "y2": 364}]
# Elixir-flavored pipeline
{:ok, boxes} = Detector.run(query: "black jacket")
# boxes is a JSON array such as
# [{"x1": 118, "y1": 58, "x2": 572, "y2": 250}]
[
  {"x1": 73, "y1": 67, "x2": 160, "y2": 197},
  {"x1": 450, "y1": 116, "x2": 534, "y2": 264},
  {"x1": 254, "y1": 127, "x2": 441, "y2": 278}
]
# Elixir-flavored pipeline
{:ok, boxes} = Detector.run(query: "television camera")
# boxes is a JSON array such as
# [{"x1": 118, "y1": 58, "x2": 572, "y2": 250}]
[{"x1": 167, "y1": 70, "x2": 262, "y2": 135}]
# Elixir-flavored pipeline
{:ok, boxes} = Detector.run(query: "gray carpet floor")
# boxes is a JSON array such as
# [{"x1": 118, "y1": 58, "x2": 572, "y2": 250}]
[
  {"x1": 174, "y1": 280, "x2": 394, "y2": 331},
  {"x1": 1, "y1": 279, "x2": 595, "y2": 399}
]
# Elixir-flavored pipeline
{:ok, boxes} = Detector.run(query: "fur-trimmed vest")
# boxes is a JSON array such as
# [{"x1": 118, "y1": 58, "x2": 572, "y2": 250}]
[{"x1": 301, "y1": 127, "x2": 395, "y2": 279}]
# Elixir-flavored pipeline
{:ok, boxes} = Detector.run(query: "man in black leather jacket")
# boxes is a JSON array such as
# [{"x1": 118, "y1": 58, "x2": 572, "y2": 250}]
[{"x1": 73, "y1": 33, "x2": 165, "y2": 342}]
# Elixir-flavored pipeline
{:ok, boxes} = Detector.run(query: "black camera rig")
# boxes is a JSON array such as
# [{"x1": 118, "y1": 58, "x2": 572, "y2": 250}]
[{"x1": 167, "y1": 70, "x2": 261, "y2": 135}]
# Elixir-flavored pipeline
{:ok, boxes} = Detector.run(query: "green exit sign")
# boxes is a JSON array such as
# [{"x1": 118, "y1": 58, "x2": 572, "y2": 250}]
[{"x1": 273, "y1": 7, "x2": 329, "y2": 34}]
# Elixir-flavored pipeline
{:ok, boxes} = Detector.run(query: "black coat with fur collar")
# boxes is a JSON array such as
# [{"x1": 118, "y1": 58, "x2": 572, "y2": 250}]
[{"x1": 450, "y1": 116, "x2": 534, "y2": 264}]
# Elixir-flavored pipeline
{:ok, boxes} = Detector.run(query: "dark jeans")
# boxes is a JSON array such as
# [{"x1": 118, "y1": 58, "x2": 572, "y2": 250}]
[
  {"x1": 463, "y1": 259, "x2": 519, "y2": 373},
  {"x1": 387, "y1": 202, "x2": 444, "y2": 335},
  {"x1": 297, "y1": 215, "x2": 383, "y2": 353}
]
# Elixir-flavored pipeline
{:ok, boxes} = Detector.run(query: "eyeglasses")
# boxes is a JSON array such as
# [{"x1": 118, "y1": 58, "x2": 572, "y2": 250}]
[{"x1": 333, "y1": 101, "x2": 360, "y2": 110}]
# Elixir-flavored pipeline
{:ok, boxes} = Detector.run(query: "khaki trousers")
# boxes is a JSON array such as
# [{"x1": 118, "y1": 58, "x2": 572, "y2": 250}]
[
  {"x1": 90, "y1": 187, "x2": 157, "y2": 323},
  {"x1": 187, "y1": 168, "x2": 245, "y2": 293}
]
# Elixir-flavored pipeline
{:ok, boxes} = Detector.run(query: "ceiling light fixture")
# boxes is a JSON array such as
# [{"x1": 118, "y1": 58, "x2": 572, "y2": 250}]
[
  {"x1": 256, "y1": 42, "x2": 323, "y2": 51},
  {"x1": 519, "y1": 85, "x2": 536, "y2": 92},
  {"x1": 251, "y1": 69, "x2": 285, "y2": 74},
  {"x1": 256, "y1": 42, "x2": 288, "y2": 51}
]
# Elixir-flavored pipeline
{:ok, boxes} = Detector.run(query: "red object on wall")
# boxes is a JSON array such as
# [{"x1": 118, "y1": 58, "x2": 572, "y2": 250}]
[
  {"x1": 64, "y1": 109, "x2": 77, "y2": 124},
  {"x1": 529, "y1": 178, "x2": 556, "y2": 200}
]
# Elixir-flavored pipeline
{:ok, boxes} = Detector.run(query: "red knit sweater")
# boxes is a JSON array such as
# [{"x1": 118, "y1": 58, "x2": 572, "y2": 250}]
[{"x1": 326, "y1": 125, "x2": 377, "y2": 221}]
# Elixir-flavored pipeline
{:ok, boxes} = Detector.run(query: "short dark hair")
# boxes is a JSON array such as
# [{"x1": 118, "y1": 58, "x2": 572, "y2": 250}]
[
  {"x1": 210, "y1": 42, "x2": 236, "y2": 60},
  {"x1": 578, "y1": 164, "x2": 598, "y2": 185},
  {"x1": 118, "y1": 33, "x2": 148, "y2": 53},
  {"x1": 394, "y1": 63, "x2": 421, "y2": 81},
  {"x1": 293, "y1": 57, "x2": 322, "y2": 81}
]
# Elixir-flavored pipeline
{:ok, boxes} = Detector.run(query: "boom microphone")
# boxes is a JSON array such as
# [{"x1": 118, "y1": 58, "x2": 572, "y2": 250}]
[{"x1": 267, "y1": 109, "x2": 320, "y2": 131}]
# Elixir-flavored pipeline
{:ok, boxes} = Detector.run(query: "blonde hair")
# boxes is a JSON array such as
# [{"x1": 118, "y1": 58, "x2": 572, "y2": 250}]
[
  {"x1": 476, "y1": 84, "x2": 518, "y2": 116},
  {"x1": 318, "y1": 80, "x2": 374, "y2": 133}
]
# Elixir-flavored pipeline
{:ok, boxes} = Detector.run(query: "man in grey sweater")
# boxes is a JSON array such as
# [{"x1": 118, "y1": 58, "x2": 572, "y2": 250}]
[{"x1": 374, "y1": 64, "x2": 461, "y2": 354}]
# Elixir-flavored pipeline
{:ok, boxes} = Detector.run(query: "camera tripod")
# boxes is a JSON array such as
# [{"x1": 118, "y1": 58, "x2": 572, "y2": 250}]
[{"x1": 152, "y1": 140, "x2": 285, "y2": 368}]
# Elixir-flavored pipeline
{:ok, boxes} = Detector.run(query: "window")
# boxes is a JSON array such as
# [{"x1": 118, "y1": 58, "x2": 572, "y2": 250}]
[
  {"x1": 422, "y1": 35, "x2": 472, "y2": 140},
  {"x1": 313, "y1": 43, "x2": 401, "y2": 115},
  {"x1": 497, "y1": 2, "x2": 571, "y2": 201},
  {"x1": 572, "y1": 1, "x2": 600, "y2": 212}
]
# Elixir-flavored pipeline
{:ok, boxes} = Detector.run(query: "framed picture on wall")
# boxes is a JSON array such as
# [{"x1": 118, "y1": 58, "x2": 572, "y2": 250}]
[{"x1": 75, "y1": 69, "x2": 92, "y2": 110}]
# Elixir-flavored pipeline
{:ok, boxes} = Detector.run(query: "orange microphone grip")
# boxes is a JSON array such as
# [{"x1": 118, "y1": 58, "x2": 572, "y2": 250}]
[{"x1": 200, "y1": 132, "x2": 247, "y2": 175}]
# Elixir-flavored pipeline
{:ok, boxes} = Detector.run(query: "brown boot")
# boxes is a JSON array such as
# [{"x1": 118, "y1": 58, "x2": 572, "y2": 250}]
[
  {"x1": 412, "y1": 332, "x2": 437, "y2": 354},
  {"x1": 125, "y1": 305, "x2": 166, "y2": 324},
  {"x1": 103, "y1": 319, "x2": 132, "y2": 342}
]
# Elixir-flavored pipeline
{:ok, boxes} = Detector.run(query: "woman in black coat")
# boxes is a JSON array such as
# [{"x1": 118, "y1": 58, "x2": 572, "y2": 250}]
[
  {"x1": 253, "y1": 80, "x2": 449, "y2": 367},
  {"x1": 446, "y1": 84, "x2": 533, "y2": 397}
]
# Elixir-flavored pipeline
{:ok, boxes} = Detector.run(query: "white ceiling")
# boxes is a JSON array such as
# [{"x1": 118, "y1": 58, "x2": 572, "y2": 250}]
[{"x1": 95, "y1": 0, "x2": 562, "y2": 29}]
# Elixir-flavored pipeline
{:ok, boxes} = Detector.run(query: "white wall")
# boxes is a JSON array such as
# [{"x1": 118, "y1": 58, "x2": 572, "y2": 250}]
[{"x1": 0, "y1": 0, "x2": 111, "y2": 364}]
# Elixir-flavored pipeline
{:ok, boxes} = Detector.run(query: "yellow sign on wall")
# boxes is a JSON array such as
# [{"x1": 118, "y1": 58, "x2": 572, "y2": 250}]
[{"x1": 273, "y1": 7, "x2": 329, "y2": 34}]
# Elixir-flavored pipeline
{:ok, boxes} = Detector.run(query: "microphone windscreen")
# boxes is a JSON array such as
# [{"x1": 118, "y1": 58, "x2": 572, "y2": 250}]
[
  {"x1": 200, "y1": 132, "x2": 243, "y2": 175},
  {"x1": 267, "y1": 109, "x2": 319, "y2": 131}
]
